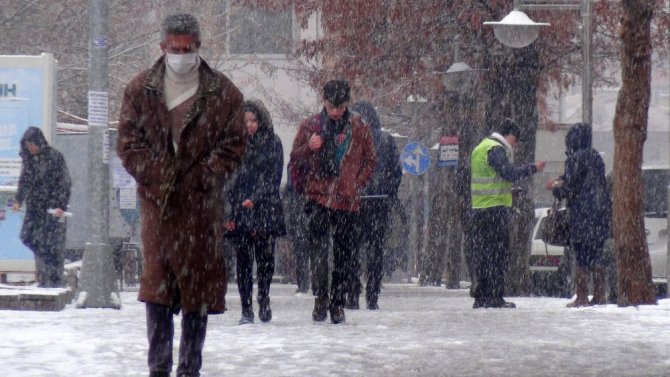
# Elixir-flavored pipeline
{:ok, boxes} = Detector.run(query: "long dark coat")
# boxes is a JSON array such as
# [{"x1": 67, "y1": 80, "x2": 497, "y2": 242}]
[
  {"x1": 552, "y1": 123, "x2": 612, "y2": 245},
  {"x1": 225, "y1": 99, "x2": 286, "y2": 238},
  {"x1": 117, "y1": 57, "x2": 246, "y2": 314},
  {"x1": 16, "y1": 127, "x2": 71, "y2": 256}
]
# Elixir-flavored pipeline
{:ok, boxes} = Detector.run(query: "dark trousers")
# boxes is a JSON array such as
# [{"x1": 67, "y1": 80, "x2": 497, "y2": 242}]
[
  {"x1": 232, "y1": 234, "x2": 275, "y2": 309},
  {"x1": 293, "y1": 224, "x2": 311, "y2": 293},
  {"x1": 348, "y1": 200, "x2": 391, "y2": 303},
  {"x1": 146, "y1": 303, "x2": 208, "y2": 376},
  {"x1": 307, "y1": 201, "x2": 359, "y2": 308},
  {"x1": 34, "y1": 250, "x2": 64, "y2": 287},
  {"x1": 471, "y1": 206, "x2": 511, "y2": 305}
]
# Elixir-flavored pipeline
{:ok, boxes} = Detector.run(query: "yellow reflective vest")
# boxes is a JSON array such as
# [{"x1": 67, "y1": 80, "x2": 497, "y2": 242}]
[{"x1": 471, "y1": 138, "x2": 512, "y2": 209}]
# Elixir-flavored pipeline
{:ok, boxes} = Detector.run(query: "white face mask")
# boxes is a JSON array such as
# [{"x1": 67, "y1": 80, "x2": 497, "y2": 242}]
[{"x1": 165, "y1": 52, "x2": 198, "y2": 75}]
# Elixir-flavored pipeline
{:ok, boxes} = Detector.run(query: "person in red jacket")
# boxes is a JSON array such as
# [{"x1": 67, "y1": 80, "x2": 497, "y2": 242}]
[{"x1": 289, "y1": 80, "x2": 377, "y2": 324}]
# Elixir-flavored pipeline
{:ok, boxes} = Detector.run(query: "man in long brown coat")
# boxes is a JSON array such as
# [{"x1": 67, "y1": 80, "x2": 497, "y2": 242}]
[{"x1": 116, "y1": 14, "x2": 245, "y2": 377}]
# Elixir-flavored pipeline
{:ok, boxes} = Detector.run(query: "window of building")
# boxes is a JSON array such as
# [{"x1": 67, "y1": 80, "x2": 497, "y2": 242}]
[{"x1": 227, "y1": 5, "x2": 293, "y2": 55}]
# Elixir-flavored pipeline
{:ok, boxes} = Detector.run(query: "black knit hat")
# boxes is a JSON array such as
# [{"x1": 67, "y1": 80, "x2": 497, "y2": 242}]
[
  {"x1": 323, "y1": 80, "x2": 351, "y2": 106},
  {"x1": 499, "y1": 118, "x2": 522, "y2": 140}
]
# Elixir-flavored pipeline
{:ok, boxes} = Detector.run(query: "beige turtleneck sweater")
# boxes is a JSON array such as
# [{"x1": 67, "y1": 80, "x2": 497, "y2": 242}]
[{"x1": 163, "y1": 58, "x2": 200, "y2": 152}]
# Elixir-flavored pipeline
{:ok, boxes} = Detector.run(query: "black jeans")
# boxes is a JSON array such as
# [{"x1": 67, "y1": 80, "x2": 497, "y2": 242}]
[
  {"x1": 307, "y1": 201, "x2": 360, "y2": 308},
  {"x1": 471, "y1": 206, "x2": 511, "y2": 305},
  {"x1": 348, "y1": 199, "x2": 391, "y2": 303},
  {"x1": 232, "y1": 234, "x2": 275, "y2": 309},
  {"x1": 146, "y1": 303, "x2": 208, "y2": 376}
]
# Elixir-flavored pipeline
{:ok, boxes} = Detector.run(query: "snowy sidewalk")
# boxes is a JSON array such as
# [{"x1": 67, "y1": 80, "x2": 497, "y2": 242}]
[{"x1": 2, "y1": 283, "x2": 669, "y2": 376}]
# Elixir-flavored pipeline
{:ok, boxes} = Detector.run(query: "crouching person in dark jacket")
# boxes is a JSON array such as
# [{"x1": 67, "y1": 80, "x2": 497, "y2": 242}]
[
  {"x1": 13, "y1": 127, "x2": 71, "y2": 288},
  {"x1": 225, "y1": 99, "x2": 286, "y2": 324}
]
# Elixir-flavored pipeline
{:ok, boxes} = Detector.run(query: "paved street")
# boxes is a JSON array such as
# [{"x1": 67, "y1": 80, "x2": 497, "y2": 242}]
[{"x1": 2, "y1": 282, "x2": 670, "y2": 376}]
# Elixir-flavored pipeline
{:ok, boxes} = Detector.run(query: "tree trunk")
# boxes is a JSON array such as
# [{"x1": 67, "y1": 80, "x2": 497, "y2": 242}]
[{"x1": 613, "y1": 0, "x2": 657, "y2": 306}]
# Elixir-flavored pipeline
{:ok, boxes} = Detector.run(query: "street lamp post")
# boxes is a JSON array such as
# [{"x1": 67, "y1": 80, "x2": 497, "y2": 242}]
[{"x1": 484, "y1": 0, "x2": 592, "y2": 125}]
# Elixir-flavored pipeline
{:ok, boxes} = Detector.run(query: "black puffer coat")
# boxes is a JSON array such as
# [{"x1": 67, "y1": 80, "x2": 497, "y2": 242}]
[
  {"x1": 226, "y1": 99, "x2": 286, "y2": 237},
  {"x1": 15, "y1": 127, "x2": 71, "y2": 254},
  {"x1": 552, "y1": 123, "x2": 611, "y2": 244}
]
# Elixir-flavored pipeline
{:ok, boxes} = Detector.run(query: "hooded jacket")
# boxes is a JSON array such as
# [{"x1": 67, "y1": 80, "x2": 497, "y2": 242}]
[
  {"x1": 16, "y1": 127, "x2": 71, "y2": 253},
  {"x1": 552, "y1": 123, "x2": 611, "y2": 244},
  {"x1": 350, "y1": 101, "x2": 402, "y2": 198},
  {"x1": 226, "y1": 99, "x2": 286, "y2": 237}
]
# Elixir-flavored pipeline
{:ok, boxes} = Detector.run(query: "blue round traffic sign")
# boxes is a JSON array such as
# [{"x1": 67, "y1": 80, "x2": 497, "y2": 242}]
[{"x1": 401, "y1": 141, "x2": 431, "y2": 175}]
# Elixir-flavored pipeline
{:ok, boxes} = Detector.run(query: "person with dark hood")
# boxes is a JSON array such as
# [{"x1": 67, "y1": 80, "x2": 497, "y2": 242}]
[
  {"x1": 546, "y1": 122, "x2": 611, "y2": 307},
  {"x1": 225, "y1": 99, "x2": 286, "y2": 324},
  {"x1": 345, "y1": 101, "x2": 402, "y2": 310},
  {"x1": 12, "y1": 127, "x2": 71, "y2": 288},
  {"x1": 116, "y1": 14, "x2": 246, "y2": 377},
  {"x1": 289, "y1": 80, "x2": 377, "y2": 324},
  {"x1": 470, "y1": 119, "x2": 545, "y2": 309}
]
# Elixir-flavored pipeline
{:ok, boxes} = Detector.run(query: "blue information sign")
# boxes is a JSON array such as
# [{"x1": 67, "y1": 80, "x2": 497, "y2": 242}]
[{"x1": 401, "y1": 141, "x2": 431, "y2": 175}]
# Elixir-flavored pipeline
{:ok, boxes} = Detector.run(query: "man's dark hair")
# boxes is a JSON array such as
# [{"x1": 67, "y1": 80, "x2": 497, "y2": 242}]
[
  {"x1": 323, "y1": 80, "x2": 351, "y2": 106},
  {"x1": 161, "y1": 14, "x2": 201, "y2": 46},
  {"x1": 499, "y1": 118, "x2": 522, "y2": 140}
]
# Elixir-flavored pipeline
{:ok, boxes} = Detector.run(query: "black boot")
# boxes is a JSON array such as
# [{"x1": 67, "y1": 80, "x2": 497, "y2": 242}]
[
  {"x1": 239, "y1": 307, "x2": 254, "y2": 325},
  {"x1": 258, "y1": 297, "x2": 272, "y2": 323},
  {"x1": 330, "y1": 305, "x2": 346, "y2": 324},
  {"x1": 312, "y1": 297, "x2": 328, "y2": 322},
  {"x1": 345, "y1": 294, "x2": 359, "y2": 310}
]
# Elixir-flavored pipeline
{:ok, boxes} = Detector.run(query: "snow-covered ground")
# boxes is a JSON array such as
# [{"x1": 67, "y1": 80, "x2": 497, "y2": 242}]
[{"x1": 2, "y1": 283, "x2": 670, "y2": 377}]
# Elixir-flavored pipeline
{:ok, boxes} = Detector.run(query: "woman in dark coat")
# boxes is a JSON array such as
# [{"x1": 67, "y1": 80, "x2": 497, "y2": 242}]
[
  {"x1": 225, "y1": 99, "x2": 286, "y2": 324},
  {"x1": 547, "y1": 122, "x2": 611, "y2": 307},
  {"x1": 12, "y1": 127, "x2": 71, "y2": 287}
]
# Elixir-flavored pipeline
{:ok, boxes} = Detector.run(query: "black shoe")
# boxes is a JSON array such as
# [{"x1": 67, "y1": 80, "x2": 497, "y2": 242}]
[
  {"x1": 312, "y1": 297, "x2": 328, "y2": 322},
  {"x1": 366, "y1": 302, "x2": 379, "y2": 310},
  {"x1": 330, "y1": 306, "x2": 346, "y2": 324},
  {"x1": 239, "y1": 308, "x2": 254, "y2": 325},
  {"x1": 489, "y1": 299, "x2": 516, "y2": 309},
  {"x1": 149, "y1": 371, "x2": 170, "y2": 377},
  {"x1": 472, "y1": 299, "x2": 486, "y2": 309},
  {"x1": 259, "y1": 298, "x2": 272, "y2": 323},
  {"x1": 344, "y1": 296, "x2": 359, "y2": 310}
]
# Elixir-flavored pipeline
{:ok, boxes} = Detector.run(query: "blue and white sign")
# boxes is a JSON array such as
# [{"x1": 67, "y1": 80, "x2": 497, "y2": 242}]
[{"x1": 401, "y1": 141, "x2": 431, "y2": 175}]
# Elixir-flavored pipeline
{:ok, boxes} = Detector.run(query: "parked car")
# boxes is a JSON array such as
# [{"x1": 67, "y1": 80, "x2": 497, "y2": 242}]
[{"x1": 530, "y1": 165, "x2": 669, "y2": 297}]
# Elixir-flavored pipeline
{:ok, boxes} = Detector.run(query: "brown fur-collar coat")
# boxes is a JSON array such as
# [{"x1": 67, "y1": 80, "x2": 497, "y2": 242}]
[{"x1": 117, "y1": 56, "x2": 246, "y2": 314}]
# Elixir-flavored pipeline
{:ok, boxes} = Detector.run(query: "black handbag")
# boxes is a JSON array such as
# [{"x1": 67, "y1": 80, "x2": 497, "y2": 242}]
[{"x1": 541, "y1": 199, "x2": 570, "y2": 247}]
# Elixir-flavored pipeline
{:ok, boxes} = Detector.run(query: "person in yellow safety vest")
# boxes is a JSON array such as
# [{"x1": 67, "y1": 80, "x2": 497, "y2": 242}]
[{"x1": 470, "y1": 118, "x2": 545, "y2": 309}]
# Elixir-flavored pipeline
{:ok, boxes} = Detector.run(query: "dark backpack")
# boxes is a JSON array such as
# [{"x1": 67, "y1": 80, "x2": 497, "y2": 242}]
[{"x1": 287, "y1": 114, "x2": 322, "y2": 194}]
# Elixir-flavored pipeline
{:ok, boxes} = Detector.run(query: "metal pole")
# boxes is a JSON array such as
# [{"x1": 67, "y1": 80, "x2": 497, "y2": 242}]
[
  {"x1": 667, "y1": 0, "x2": 670, "y2": 298},
  {"x1": 77, "y1": 0, "x2": 119, "y2": 309},
  {"x1": 581, "y1": 0, "x2": 592, "y2": 124}
]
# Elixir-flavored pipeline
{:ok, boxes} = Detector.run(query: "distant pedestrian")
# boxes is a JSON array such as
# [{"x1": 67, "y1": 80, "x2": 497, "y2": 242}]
[
  {"x1": 13, "y1": 127, "x2": 71, "y2": 288},
  {"x1": 470, "y1": 119, "x2": 545, "y2": 309},
  {"x1": 225, "y1": 99, "x2": 286, "y2": 324},
  {"x1": 289, "y1": 80, "x2": 377, "y2": 324},
  {"x1": 345, "y1": 101, "x2": 402, "y2": 310},
  {"x1": 116, "y1": 14, "x2": 246, "y2": 377},
  {"x1": 546, "y1": 122, "x2": 611, "y2": 307},
  {"x1": 283, "y1": 176, "x2": 312, "y2": 294}
]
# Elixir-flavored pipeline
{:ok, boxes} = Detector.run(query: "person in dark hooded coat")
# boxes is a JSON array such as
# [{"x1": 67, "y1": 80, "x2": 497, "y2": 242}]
[
  {"x1": 12, "y1": 127, "x2": 71, "y2": 287},
  {"x1": 225, "y1": 99, "x2": 286, "y2": 324},
  {"x1": 345, "y1": 101, "x2": 402, "y2": 310},
  {"x1": 547, "y1": 122, "x2": 611, "y2": 307}
]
